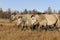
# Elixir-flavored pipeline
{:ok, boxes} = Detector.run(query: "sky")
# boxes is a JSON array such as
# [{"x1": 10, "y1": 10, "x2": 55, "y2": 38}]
[{"x1": 0, "y1": 0, "x2": 60, "y2": 12}]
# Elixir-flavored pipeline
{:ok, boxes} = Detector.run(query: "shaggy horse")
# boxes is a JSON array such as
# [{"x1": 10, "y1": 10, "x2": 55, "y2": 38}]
[
  {"x1": 45, "y1": 14, "x2": 58, "y2": 31},
  {"x1": 17, "y1": 16, "x2": 24, "y2": 30},
  {"x1": 30, "y1": 15, "x2": 39, "y2": 30}
]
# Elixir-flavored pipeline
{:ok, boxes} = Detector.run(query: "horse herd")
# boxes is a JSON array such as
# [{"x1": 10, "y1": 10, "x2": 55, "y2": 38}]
[{"x1": 10, "y1": 13, "x2": 60, "y2": 31}]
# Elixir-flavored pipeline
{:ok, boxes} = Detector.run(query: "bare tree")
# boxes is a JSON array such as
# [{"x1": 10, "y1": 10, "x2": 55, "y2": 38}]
[
  {"x1": 31, "y1": 9, "x2": 38, "y2": 14},
  {"x1": 58, "y1": 10, "x2": 60, "y2": 14},
  {"x1": 0, "y1": 8, "x2": 3, "y2": 18},
  {"x1": 0, "y1": 8, "x2": 3, "y2": 12},
  {"x1": 53, "y1": 9, "x2": 56, "y2": 14},
  {"x1": 23, "y1": 9, "x2": 28, "y2": 14},
  {"x1": 7, "y1": 8, "x2": 11, "y2": 14},
  {"x1": 47, "y1": 7, "x2": 52, "y2": 14},
  {"x1": 28, "y1": 10, "x2": 31, "y2": 14}
]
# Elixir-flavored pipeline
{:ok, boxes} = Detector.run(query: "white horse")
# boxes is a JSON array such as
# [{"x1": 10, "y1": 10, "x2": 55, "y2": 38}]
[
  {"x1": 38, "y1": 15, "x2": 47, "y2": 30},
  {"x1": 31, "y1": 16, "x2": 37, "y2": 25},
  {"x1": 10, "y1": 14, "x2": 16, "y2": 22},
  {"x1": 17, "y1": 16, "x2": 24, "y2": 29},
  {"x1": 45, "y1": 14, "x2": 57, "y2": 30},
  {"x1": 30, "y1": 15, "x2": 39, "y2": 30},
  {"x1": 21, "y1": 15, "x2": 39, "y2": 30},
  {"x1": 54, "y1": 14, "x2": 60, "y2": 31}
]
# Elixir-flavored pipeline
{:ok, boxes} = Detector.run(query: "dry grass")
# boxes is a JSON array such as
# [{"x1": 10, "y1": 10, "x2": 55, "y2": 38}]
[{"x1": 0, "y1": 28, "x2": 60, "y2": 40}]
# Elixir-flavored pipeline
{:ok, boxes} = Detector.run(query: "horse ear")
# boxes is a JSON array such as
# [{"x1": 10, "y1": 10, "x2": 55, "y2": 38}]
[
  {"x1": 18, "y1": 16, "x2": 22, "y2": 18},
  {"x1": 31, "y1": 15, "x2": 34, "y2": 18}
]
